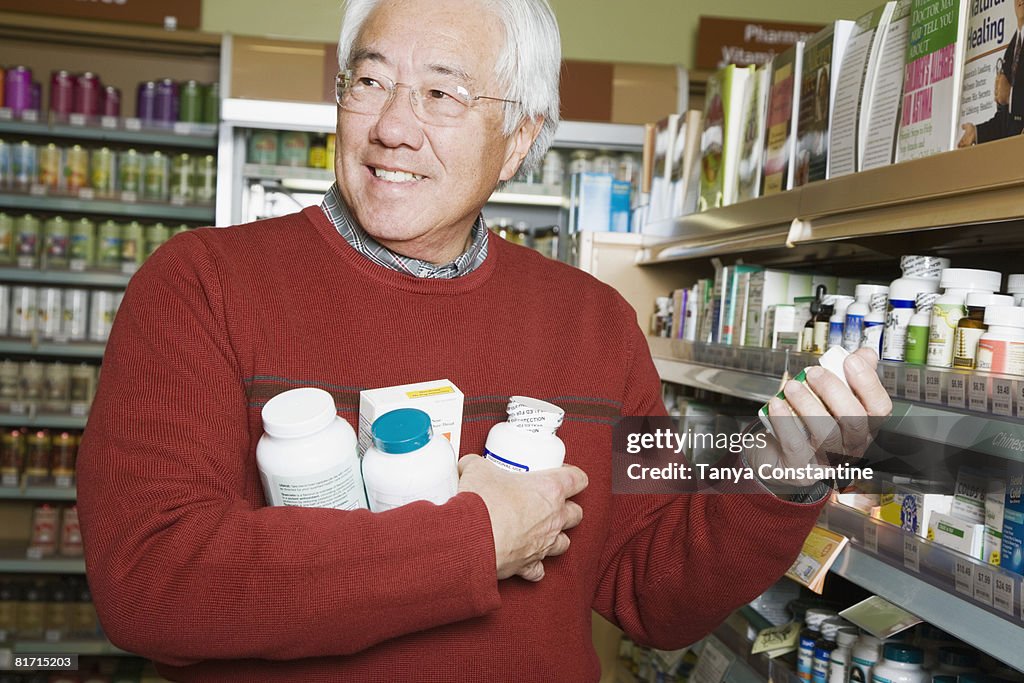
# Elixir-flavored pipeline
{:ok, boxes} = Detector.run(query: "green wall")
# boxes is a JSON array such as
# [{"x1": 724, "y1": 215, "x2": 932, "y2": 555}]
[{"x1": 201, "y1": 0, "x2": 882, "y2": 66}]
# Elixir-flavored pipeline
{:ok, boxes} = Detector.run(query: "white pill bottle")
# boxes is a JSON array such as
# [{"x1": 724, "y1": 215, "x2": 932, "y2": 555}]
[
  {"x1": 484, "y1": 396, "x2": 566, "y2": 473},
  {"x1": 361, "y1": 408, "x2": 458, "y2": 512},
  {"x1": 257, "y1": 387, "x2": 367, "y2": 510}
]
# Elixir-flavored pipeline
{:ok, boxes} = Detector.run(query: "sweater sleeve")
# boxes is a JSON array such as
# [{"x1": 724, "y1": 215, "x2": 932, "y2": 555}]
[
  {"x1": 591, "y1": 306, "x2": 823, "y2": 649},
  {"x1": 76, "y1": 232, "x2": 501, "y2": 667}
]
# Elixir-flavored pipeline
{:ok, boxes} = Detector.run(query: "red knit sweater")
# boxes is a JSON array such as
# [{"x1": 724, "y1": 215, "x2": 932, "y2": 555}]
[{"x1": 77, "y1": 207, "x2": 822, "y2": 682}]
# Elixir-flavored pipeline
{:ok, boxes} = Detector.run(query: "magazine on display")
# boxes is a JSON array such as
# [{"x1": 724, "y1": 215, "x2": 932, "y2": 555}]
[
  {"x1": 735, "y1": 65, "x2": 772, "y2": 203},
  {"x1": 862, "y1": 0, "x2": 915, "y2": 169},
  {"x1": 699, "y1": 64, "x2": 754, "y2": 210},
  {"x1": 957, "y1": 0, "x2": 1023, "y2": 146},
  {"x1": 761, "y1": 43, "x2": 805, "y2": 195}
]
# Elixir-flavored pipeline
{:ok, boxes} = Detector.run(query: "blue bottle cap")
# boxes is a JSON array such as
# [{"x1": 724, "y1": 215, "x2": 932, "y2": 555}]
[
  {"x1": 371, "y1": 408, "x2": 432, "y2": 454},
  {"x1": 883, "y1": 643, "x2": 923, "y2": 664}
]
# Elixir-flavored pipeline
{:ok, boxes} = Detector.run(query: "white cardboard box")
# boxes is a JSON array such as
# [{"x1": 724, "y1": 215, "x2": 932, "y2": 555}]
[
  {"x1": 927, "y1": 511, "x2": 985, "y2": 561},
  {"x1": 358, "y1": 380, "x2": 464, "y2": 459}
]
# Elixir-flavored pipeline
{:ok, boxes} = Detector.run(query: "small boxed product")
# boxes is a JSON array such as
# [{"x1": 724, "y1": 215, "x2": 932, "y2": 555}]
[
  {"x1": 358, "y1": 380, "x2": 464, "y2": 459},
  {"x1": 951, "y1": 466, "x2": 987, "y2": 525},
  {"x1": 986, "y1": 479, "x2": 1006, "y2": 565},
  {"x1": 1000, "y1": 469, "x2": 1023, "y2": 575},
  {"x1": 880, "y1": 485, "x2": 953, "y2": 538},
  {"x1": 926, "y1": 512, "x2": 985, "y2": 561}
]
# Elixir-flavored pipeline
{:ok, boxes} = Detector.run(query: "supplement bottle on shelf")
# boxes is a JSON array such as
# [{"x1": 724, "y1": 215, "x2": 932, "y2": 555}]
[
  {"x1": 845, "y1": 285, "x2": 889, "y2": 353},
  {"x1": 828, "y1": 628, "x2": 862, "y2": 683},
  {"x1": 932, "y1": 647, "x2": 979, "y2": 677},
  {"x1": 812, "y1": 295, "x2": 837, "y2": 355},
  {"x1": 849, "y1": 634, "x2": 882, "y2": 683},
  {"x1": 925, "y1": 268, "x2": 1001, "y2": 367},
  {"x1": 828, "y1": 296, "x2": 855, "y2": 349},
  {"x1": 799, "y1": 609, "x2": 837, "y2": 682},
  {"x1": 362, "y1": 408, "x2": 458, "y2": 512},
  {"x1": 860, "y1": 292, "x2": 890, "y2": 356},
  {"x1": 903, "y1": 292, "x2": 940, "y2": 365},
  {"x1": 871, "y1": 644, "x2": 928, "y2": 683},
  {"x1": 952, "y1": 293, "x2": 1014, "y2": 369},
  {"x1": 1008, "y1": 274, "x2": 1024, "y2": 305},
  {"x1": 976, "y1": 306, "x2": 1024, "y2": 376},
  {"x1": 812, "y1": 618, "x2": 845, "y2": 683},
  {"x1": 484, "y1": 396, "x2": 565, "y2": 473},
  {"x1": 881, "y1": 256, "x2": 949, "y2": 362},
  {"x1": 257, "y1": 387, "x2": 366, "y2": 510}
]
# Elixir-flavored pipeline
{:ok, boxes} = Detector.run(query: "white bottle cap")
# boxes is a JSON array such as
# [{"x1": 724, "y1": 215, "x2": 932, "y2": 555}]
[
  {"x1": 965, "y1": 292, "x2": 1014, "y2": 308},
  {"x1": 261, "y1": 387, "x2": 337, "y2": 439},
  {"x1": 983, "y1": 305, "x2": 1024, "y2": 328},
  {"x1": 507, "y1": 396, "x2": 565, "y2": 434},
  {"x1": 938, "y1": 268, "x2": 1001, "y2": 292},
  {"x1": 854, "y1": 284, "x2": 889, "y2": 301},
  {"x1": 1008, "y1": 274, "x2": 1024, "y2": 293},
  {"x1": 914, "y1": 291, "x2": 939, "y2": 312},
  {"x1": 831, "y1": 296, "x2": 855, "y2": 316}
]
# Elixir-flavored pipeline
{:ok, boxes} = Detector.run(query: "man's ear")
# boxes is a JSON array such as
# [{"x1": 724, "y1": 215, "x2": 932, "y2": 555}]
[{"x1": 499, "y1": 116, "x2": 545, "y2": 182}]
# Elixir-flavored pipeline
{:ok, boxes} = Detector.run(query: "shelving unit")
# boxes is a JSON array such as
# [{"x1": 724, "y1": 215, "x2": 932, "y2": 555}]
[
  {"x1": 0, "y1": 542, "x2": 84, "y2": 574},
  {"x1": 0, "y1": 192, "x2": 215, "y2": 223},
  {"x1": 0, "y1": 414, "x2": 88, "y2": 430},
  {"x1": 0, "y1": 267, "x2": 132, "y2": 288},
  {"x1": 11, "y1": 639, "x2": 128, "y2": 656},
  {"x1": 0, "y1": 118, "x2": 218, "y2": 150},
  {"x1": 0, "y1": 340, "x2": 105, "y2": 360},
  {"x1": 0, "y1": 486, "x2": 76, "y2": 501}
]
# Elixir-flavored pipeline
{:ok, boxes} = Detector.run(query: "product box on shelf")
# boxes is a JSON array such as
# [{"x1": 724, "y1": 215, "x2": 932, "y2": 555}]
[
  {"x1": 877, "y1": 484, "x2": 953, "y2": 538},
  {"x1": 1000, "y1": 468, "x2": 1023, "y2": 575},
  {"x1": 358, "y1": 380, "x2": 464, "y2": 459},
  {"x1": 986, "y1": 479, "x2": 1006, "y2": 565},
  {"x1": 744, "y1": 270, "x2": 790, "y2": 347},
  {"x1": 567, "y1": 172, "x2": 631, "y2": 234},
  {"x1": 926, "y1": 511, "x2": 985, "y2": 561}
]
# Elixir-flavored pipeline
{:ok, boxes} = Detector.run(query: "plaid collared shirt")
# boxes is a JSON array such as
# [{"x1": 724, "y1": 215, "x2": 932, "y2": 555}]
[{"x1": 320, "y1": 183, "x2": 489, "y2": 278}]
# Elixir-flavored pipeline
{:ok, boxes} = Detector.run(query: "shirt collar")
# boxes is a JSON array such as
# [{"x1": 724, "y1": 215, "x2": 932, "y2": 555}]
[{"x1": 320, "y1": 183, "x2": 489, "y2": 278}]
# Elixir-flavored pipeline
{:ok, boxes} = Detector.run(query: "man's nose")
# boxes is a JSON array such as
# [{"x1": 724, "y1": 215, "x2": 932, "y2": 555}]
[{"x1": 371, "y1": 85, "x2": 425, "y2": 149}]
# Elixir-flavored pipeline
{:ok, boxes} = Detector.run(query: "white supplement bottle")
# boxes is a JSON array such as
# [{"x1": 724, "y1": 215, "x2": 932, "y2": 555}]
[
  {"x1": 1008, "y1": 274, "x2": 1024, "y2": 306},
  {"x1": 881, "y1": 256, "x2": 949, "y2": 362},
  {"x1": 849, "y1": 634, "x2": 882, "y2": 683},
  {"x1": 976, "y1": 306, "x2": 1024, "y2": 376},
  {"x1": 257, "y1": 387, "x2": 367, "y2": 510},
  {"x1": 925, "y1": 268, "x2": 1001, "y2": 367},
  {"x1": 361, "y1": 408, "x2": 458, "y2": 512},
  {"x1": 903, "y1": 292, "x2": 940, "y2": 365},
  {"x1": 952, "y1": 293, "x2": 1015, "y2": 369},
  {"x1": 860, "y1": 292, "x2": 890, "y2": 356},
  {"x1": 871, "y1": 644, "x2": 928, "y2": 683},
  {"x1": 845, "y1": 285, "x2": 888, "y2": 353},
  {"x1": 484, "y1": 396, "x2": 566, "y2": 472},
  {"x1": 829, "y1": 296, "x2": 855, "y2": 349},
  {"x1": 828, "y1": 628, "x2": 861, "y2": 683}
]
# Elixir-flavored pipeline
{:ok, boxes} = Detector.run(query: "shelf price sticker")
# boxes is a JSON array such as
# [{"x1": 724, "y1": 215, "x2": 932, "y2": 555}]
[
  {"x1": 903, "y1": 536, "x2": 920, "y2": 573},
  {"x1": 969, "y1": 376, "x2": 989, "y2": 413},
  {"x1": 993, "y1": 572, "x2": 1015, "y2": 617},
  {"x1": 992, "y1": 379, "x2": 1013, "y2": 417},
  {"x1": 69, "y1": 113, "x2": 87, "y2": 127},
  {"x1": 863, "y1": 519, "x2": 878, "y2": 554},
  {"x1": 973, "y1": 566, "x2": 994, "y2": 606},
  {"x1": 883, "y1": 365, "x2": 899, "y2": 394},
  {"x1": 124, "y1": 117, "x2": 143, "y2": 131},
  {"x1": 101, "y1": 115, "x2": 119, "y2": 129},
  {"x1": 948, "y1": 374, "x2": 967, "y2": 409},
  {"x1": 954, "y1": 557, "x2": 973, "y2": 596},
  {"x1": 21, "y1": 110, "x2": 39, "y2": 123},
  {"x1": 924, "y1": 370, "x2": 942, "y2": 404},
  {"x1": 1018, "y1": 381, "x2": 1024, "y2": 418},
  {"x1": 903, "y1": 368, "x2": 921, "y2": 401},
  {"x1": 0, "y1": 107, "x2": 12, "y2": 121}
]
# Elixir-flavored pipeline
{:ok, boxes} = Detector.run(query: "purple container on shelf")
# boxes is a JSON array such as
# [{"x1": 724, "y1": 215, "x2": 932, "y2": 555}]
[
  {"x1": 73, "y1": 72, "x2": 102, "y2": 116},
  {"x1": 137, "y1": 80, "x2": 157, "y2": 123},
  {"x1": 4, "y1": 66, "x2": 33, "y2": 116},
  {"x1": 101, "y1": 86, "x2": 121, "y2": 118},
  {"x1": 154, "y1": 78, "x2": 178, "y2": 124},
  {"x1": 31, "y1": 81, "x2": 41, "y2": 112},
  {"x1": 49, "y1": 70, "x2": 75, "y2": 118}
]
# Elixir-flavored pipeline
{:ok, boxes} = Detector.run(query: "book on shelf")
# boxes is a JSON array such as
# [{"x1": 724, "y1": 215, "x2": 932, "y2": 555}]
[
  {"x1": 735, "y1": 65, "x2": 771, "y2": 203},
  {"x1": 895, "y1": 0, "x2": 972, "y2": 162},
  {"x1": 761, "y1": 42, "x2": 804, "y2": 195},
  {"x1": 862, "y1": 0, "x2": 915, "y2": 169},
  {"x1": 794, "y1": 20, "x2": 856, "y2": 186},
  {"x1": 670, "y1": 110, "x2": 703, "y2": 220},
  {"x1": 699, "y1": 64, "x2": 754, "y2": 210},
  {"x1": 957, "y1": 0, "x2": 1023, "y2": 146},
  {"x1": 830, "y1": 2, "x2": 898, "y2": 178}
]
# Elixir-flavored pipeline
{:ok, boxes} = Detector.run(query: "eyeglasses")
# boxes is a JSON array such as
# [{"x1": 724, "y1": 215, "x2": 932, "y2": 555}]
[{"x1": 335, "y1": 70, "x2": 518, "y2": 126}]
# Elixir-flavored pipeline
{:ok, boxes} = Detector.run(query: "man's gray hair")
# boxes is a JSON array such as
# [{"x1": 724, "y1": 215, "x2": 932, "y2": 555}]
[{"x1": 337, "y1": 0, "x2": 561, "y2": 173}]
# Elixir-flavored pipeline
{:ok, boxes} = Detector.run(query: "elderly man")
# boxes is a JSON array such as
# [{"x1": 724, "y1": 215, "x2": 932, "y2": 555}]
[{"x1": 77, "y1": 0, "x2": 890, "y2": 680}]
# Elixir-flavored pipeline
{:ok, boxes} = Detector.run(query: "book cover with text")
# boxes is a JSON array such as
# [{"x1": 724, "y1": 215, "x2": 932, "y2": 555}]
[
  {"x1": 957, "y1": 0, "x2": 1022, "y2": 146},
  {"x1": 863, "y1": 0, "x2": 915, "y2": 169},
  {"x1": 699, "y1": 65, "x2": 754, "y2": 210},
  {"x1": 736, "y1": 65, "x2": 772, "y2": 203},
  {"x1": 761, "y1": 43, "x2": 805, "y2": 195}
]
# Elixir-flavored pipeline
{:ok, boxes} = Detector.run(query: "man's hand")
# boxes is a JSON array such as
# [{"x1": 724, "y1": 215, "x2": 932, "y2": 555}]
[
  {"x1": 958, "y1": 122, "x2": 977, "y2": 148},
  {"x1": 458, "y1": 455, "x2": 587, "y2": 582}
]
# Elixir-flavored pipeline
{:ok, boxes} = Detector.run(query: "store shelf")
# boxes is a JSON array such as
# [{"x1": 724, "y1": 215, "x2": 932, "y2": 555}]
[
  {"x1": 0, "y1": 116, "x2": 218, "y2": 150},
  {"x1": 222, "y1": 98, "x2": 336, "y2": 133},
  {"x1": 0, "y1": 542, "x2": 84, "y2": 573},
  {"x1": 0, "y1": 340, "x2": 105, "y2": 359},
  {"x1": 0, "y1": 267, "x2": 132, "y2": 288},
  {"x1": 822, "y1": 502, "x2": 1024, "y2": 671},
  {"x1": 0, "y1": 486, "x2": 76, "y2": 501},
  {"x1": 11, "y1": 640, "x2": 129, "y2": 656},
  {"x1": 0, "y1": 413, "x2": 88, "y2": 429},
  {"x1": 0, "y1": 192, "x2": 214, "y2": 223}
]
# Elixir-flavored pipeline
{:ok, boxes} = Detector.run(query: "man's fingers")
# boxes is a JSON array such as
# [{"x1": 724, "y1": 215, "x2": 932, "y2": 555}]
[
  {"x1": 518, "y1": 561, "x2": 545, "y2": 582},
  {"x1": 457, "y1": 453, "x2": 482, "y2": 476},
  {"x1": 548, "y1": 464, "x2": 588, "y2": 498},
  {"x1": 562, "y1": 501, "x2": 583, "y2": 530},
  {"x1": 845, "y1": 349, "x2": 893, "y2": 418},
  {"x1": 545, "y1": 533, "x2": 571, "y2": 558}
]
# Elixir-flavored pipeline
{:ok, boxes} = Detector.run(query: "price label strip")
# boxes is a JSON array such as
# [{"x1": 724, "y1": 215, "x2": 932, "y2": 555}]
[
  {"x1": 924, "y1": 370, "x2": 942, "y2": 405},
  {"x1": 864, "y1": 520, "x2": 878, "y2": 554},
  {"x1": 903, "y1": 536, "x2": 920, "y2": 573},
  {"x1": 903, "y1": 368, "x2": 921, "y2": 401},
  {"x1": 954, "y1": 557, "x2": 973, "y2": 597},
  {"x1": 969, "y1": 376, "x2": 988, "y2": 413},
  {"x1": 973, "y1": 566, "x2": 994, "y2": 606},
  {"x1": 992, "y1": 572, "x2": 1015, "y2": 617},
  {"x1": 992, "y1": 378, "x2": 1013, "y2": 417},
  {"x1": 1018, "y1": 381, "x2": 1024, "y2": 418},
  {"x1": 883, "y1": 365, "x2": 899, "y2": 394},
  {"x1": 948, "y1": 374, "x2": 966, "y2": 409}
]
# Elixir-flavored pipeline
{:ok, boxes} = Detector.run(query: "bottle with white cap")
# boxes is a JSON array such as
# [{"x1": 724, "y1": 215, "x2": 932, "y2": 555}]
[
  {"x1": 828, "y1": 295, "x2": 855, "y2": 349},
  {"x1": 1008, "y1": 274, "x2": 1024, "y2": 306},
  {"x1": 925, "y1": 268, "x2": 1001, "y2": 367},
  {"x1": 845, "y1": 285, "x2": 889, "y2": 353},
  {"x1": 361, "y1": 408, "x2": 458, "y2": 512},
  {"x1": 976, "y1": 306, "x2": 1024, "y2": 376},
  {"x1": 953, "y1": 293, "x2": 1015, "y2": 369},
  {"x1": 484, "y1": 396, "x2": 566, "y2": 472},
  {"x1": 257, "y1": 387, "x2": 367, "y2": 510},
  {"x1": 881, "y1": 256, "x2": 950, "y2": 362},
  {"x1": 904, "y1": 292, "x2": 940, "y2": 365},
  {"x1": 860, "y1": 291, "x2": 891, "y2": 356}
]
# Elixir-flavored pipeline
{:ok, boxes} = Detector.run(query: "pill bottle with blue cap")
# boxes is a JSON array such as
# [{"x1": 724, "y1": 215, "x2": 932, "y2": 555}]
[
  {"x1": 362, "y1": 407, "x2": 458, "y2": 513},
  {"x1": 871, "y1": 644, "x2": 928, "y2": 683}
]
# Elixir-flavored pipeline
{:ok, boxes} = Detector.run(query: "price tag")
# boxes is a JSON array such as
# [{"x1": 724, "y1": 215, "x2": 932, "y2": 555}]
[
  {"x1": 903, "y1": 368, "x2": 921, "y2": 401},
  {"x1": 9, "y1": 402, "x2": 27, "y2": 416},
  {"x1": 124, "y1": 117, "x2": 143, "y2": 131},
  {"x1": 121, "y1": 263, "x2": 138, "y2": 275},
  {"x1": 29, "y1": 183, "x2": 47, "y2": 196},
  {"x1": 77, "y1": 187, "x2": 95, "y2": 201},
  {"x1": 973, "y1": 566, "x2": 994, "y2": 606},
  {"x1": 1018, "y1": 382, "x2": 1024, "y2": 418},
  {"x1": 863, "y1": 520, "x2": 878, "y2": 554},
  {"x1": 173, "y1": 121, "x2": 193, "y2": 135},
  {"x1": 993, "y1": 572, "x2": 1015, "y2": 617},
  {"x1": 948, "y1": 374, "x2": 966, "y2": 408},
  {"x1": 120, "y1": 191, "x2": 138, "y2": 203},
  {"x1": 100, "y1": 115, "x2": 119, "y2": 129},
  {"x1": 170, "y1": 196, "x2": 188, "y2": 207},
  {"x1": 70, "y1": 403, "x2": 88, "y2": 417},
  {"x1": 69, "y1": 113, "x2": 87, "y2": 126},
  {"x1": 69, "y1": 259, "x2": 87, "y2": 272},
  {"x1": 954, "y1": 557, "x2": 973, "y2": 596},
  {"x1": 0, "y1": 107, "x2": 12, "y2": 120},
  {"x1": 21, "y1": 109, "x2": 38, "y2": 123},
  {"x1": 969, "y1": 376, "x2": 989, "y2": 412},
  {"x1": 882, "y1": 365, "x2": 898, "y2": 394},
  {"x1": 903, "y1": 536, "x2": 920, "y2": 572},
  {"x1": 993, "y1": 379, "x2": 1013, "y2": 417},
  {"x1": 1, "y1": 473, "x2": 17, "y2": 487},
  {"x1": 54, "y1": 474, "x2": 73, "y2": 488},
  {"x1": 17, "y1": 256, "x2": 36, "y2": 269},
  {"x1": 924, "y1": 370, "x2": 942, "y2": 404}
]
